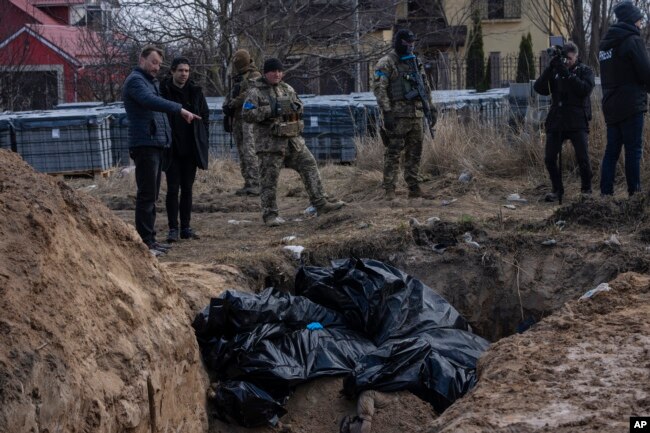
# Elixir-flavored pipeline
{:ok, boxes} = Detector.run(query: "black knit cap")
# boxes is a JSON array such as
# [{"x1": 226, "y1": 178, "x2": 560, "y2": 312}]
[
  {"x1": 263, "y1": 58, "x2": 284, "y2": 73},
  {"x1": 614, "y1": 1, "x2": 644, "y2": 24}
]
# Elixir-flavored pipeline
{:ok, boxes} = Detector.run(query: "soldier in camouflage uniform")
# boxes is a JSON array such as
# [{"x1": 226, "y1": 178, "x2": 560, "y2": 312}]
[
  {"x1": 372, "y1": 29, "x2": 437, "y2": 200},
  {"x1": 223, "y1": 49, "x2": 262, "y2": 196},
  {"x1": 242, "y1": 58, "x2": 345, "y2": 227}
]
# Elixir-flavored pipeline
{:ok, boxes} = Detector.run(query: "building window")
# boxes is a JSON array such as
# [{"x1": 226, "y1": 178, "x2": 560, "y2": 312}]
[{"x1": 474, "y1": 0, "x2": 521, "y2": 20}]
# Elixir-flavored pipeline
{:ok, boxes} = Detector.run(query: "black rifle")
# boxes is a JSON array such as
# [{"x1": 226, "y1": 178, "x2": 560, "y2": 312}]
[{"x1": 404, "y1": 56, "x2": 435, "y2": 137}]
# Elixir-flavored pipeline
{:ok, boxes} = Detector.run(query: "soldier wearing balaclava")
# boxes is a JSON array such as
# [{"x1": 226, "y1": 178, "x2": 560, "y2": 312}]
[{"x1": 372, "y1": 29, "x2": 436, "y2": 200}]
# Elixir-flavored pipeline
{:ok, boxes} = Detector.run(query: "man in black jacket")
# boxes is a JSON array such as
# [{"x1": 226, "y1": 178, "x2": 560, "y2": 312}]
[
  {"x1": 534, "y1": 41, "x2": 595, "y2": 203},
  {"x1": 160, "y1": 57, "x2": 210, "y2": 242},
  {"x1": 599, "y1": 1, "x2": 650, "y2": 197}
]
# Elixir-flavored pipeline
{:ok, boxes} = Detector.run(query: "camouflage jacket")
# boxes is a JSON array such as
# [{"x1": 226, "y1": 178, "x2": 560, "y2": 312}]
[
  {"x1": 242, "y1": 77, "x2": 304, "y2": 153},
  {"x1": 372, "y1": 51, "x2": 435, "y2": 120},
  {"x1": 223, "y1": 65, "x2": 262, "y2": 116}
]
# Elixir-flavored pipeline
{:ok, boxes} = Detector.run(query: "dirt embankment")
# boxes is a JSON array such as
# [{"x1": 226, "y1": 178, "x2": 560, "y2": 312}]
[
  {"x1": 428, "y1": 272, "x2": 650, "y2": 433},
  {"x1": 0, "y1": 150, "x2": 209, "y2": 432}
]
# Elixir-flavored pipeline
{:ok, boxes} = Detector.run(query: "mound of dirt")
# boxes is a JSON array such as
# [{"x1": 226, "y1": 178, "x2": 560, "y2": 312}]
[
  {"x1": 427, "y1": 272, "x2": 650, "y2": 432},
  {"x1": 0, "y1": 150, "x2": 208, "y2": 432}
]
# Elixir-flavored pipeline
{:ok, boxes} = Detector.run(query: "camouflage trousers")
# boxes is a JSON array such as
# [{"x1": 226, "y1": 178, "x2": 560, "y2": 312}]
[
  {"x1": 233, "y1": 115, "x2": 260, "y2": 188},
  {"x1": 258, "y1": 137, "x2": 326, "y2": 221},
  {"x1": 381, "y1": 116, "x2": 424, "y2": 191}
]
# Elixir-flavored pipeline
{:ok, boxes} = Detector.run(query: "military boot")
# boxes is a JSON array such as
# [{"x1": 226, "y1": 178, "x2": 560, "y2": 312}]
[
  {"x1": 316, "y1": 200, "x2": 345, "y2": 215},
  {"x1": 408, "y1": 185, "x2": 423, "y2": 198}
]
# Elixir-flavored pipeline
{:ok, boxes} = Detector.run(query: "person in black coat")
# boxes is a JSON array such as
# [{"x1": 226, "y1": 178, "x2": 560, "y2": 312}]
[
  {"x1": 534, "y1": 41, "x2": 595, "y2": 203},
  {"x1": 599, "y1": 1, "x2": 650, "y2": 197},
  {"x1": 160, "y1": 57, "x2": 210, "y2": 242}
]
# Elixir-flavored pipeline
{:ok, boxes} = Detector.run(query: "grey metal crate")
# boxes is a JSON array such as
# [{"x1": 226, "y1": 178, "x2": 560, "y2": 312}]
[
  {"x1": 94, "y1": 105, "x2": 131, "y2": 166},
  {"x1": 0, "y1": 114, "x2": 14, "y2": 150},
  {"x1": 208, "y1": 109, "x2": 238, "y2": 161},
  {"x1": 13, "y1": 110, "x2": 113, "y2": 173}
]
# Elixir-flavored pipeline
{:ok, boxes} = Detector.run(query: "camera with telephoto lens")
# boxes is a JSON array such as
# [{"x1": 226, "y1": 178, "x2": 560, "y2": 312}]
[{"x1": 546, "y1": 45, "x2": 567, "y2": 63}]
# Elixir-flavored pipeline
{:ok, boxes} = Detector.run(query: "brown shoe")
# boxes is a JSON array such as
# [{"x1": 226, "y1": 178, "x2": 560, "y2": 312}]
[
  {"x1": 316, "y1": 200, "x2": 345, "y2": 215},
  {"x1": 384, "y1": 190, "x2": 395, "y2": 201}
]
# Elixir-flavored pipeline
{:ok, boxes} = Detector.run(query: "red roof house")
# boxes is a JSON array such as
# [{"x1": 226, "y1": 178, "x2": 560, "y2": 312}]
[{"x1": 0, "y1": 0, "x2": 124, "y2": 110}]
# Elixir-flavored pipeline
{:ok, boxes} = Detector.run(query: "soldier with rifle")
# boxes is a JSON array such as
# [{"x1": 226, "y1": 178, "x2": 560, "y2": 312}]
[
  {"x1": 372, "y1": 28, "x2": 437, "y2": 200},
  {"x1": 223, "y1": 49, "x2": 262, "y2": 196}
]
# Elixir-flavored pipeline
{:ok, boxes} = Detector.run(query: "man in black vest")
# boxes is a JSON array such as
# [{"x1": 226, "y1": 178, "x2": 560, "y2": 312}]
[
  {"x1": 534, "y1": 41, "x2": 595, "y2": 203},
  {"x1": 160, "y1": 57, "x2": 210, "y2": 242}
]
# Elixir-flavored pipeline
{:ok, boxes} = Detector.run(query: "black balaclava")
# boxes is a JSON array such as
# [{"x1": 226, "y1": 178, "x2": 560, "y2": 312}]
[{"x1": 394, "y1": 29, "x2": 416, "y2": 56}]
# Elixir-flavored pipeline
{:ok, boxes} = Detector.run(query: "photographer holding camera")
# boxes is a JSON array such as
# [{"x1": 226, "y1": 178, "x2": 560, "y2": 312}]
[
  {"x1": 534, "y1": 41, "x2": 595, "y2": 203},
  {"x1": 599, "y1": 1, "x2": 650, "y2": 197}
]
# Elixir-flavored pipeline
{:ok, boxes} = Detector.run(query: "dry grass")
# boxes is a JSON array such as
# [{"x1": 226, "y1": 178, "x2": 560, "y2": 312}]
[{"x1": 75, "y1": 108, "x2": 650, "y2": 198}]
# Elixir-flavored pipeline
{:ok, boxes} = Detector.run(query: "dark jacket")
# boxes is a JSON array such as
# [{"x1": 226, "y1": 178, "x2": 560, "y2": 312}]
[
  {"x1": 533, "y1": 60, "x2": 595, "y2": 131},
  {"x1": 160, "y1": 78, "x2": 210, "y2": 169},
  {"x1": 122, "y1": 67, "x2": 182, "y2": 149},
  {"x1": 599, "y1": 22, "x2": 650, "y2": 124}
]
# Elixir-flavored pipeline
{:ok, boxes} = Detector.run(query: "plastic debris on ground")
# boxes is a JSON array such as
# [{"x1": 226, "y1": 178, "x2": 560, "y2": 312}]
[
  {"x1": 282, "y1": 245, "x2": 305, "y2": 259},
  {"x1": 304, "y1": 206, "x2": 317, "y2": 217},
  {"x1": 281, "y1": 235, "x2": 297, "y2": 244},
  {"x1": 441, "y1": 198, "x2": 457, "y2": 206},
  {"x1": 580, "y1": 282, "x2": 612, "y2": 300},
  {"x1": 193, "y1": 258, "x2": 489, "y2": 427},
  {"x1": 506, "y1": 193, "x2": 528, "y2": 203},
  {"x1": 458, "y1": 171, "x2": 472, "y2": 183},
  {"x1": 604, "y1": 234, "x2": 621, "y2": 247}
]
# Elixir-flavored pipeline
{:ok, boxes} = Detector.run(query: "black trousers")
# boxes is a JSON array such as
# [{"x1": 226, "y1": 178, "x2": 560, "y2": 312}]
[
  {"x1": 165, "y1": 154, "x2": 197, "y2": 230},
  {"x1": 130, "y1": 147, "x2": 164, "y2": 246},
  {"x1": 544, "y1": 130, "x2": 592, "y2": 195}
]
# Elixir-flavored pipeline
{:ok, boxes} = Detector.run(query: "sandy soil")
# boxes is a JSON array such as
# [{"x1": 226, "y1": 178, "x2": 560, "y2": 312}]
[{"x1": 3, "y1": 146, "x2": 650, "y2": 432}]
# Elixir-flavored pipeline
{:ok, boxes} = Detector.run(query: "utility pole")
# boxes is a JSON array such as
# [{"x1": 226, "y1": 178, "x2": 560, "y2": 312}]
[{"x1": 354, "y1": 0, "x2": 361, "y2": 92}]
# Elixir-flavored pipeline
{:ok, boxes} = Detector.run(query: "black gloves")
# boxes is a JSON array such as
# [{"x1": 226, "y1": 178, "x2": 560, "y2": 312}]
[
  {"x1": 551, "y1": 56, "x2": 570, "y2": 78},
  {"x1": 382, "y1": 111, "x2": 396, "y2": 130},
  {"x1": 222, "y1": 104, "x2": 234, "y2": 117}
]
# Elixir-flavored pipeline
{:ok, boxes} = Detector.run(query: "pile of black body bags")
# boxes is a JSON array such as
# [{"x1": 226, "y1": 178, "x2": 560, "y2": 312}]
[{"x1": 192, "y1": 258, "x2": 490, "y2": 427}]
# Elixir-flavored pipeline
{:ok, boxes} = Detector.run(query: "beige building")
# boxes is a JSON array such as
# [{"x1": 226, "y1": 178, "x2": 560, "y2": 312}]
[{"x1": 234, "y1": 0, "x2": 566, "y2": 93}]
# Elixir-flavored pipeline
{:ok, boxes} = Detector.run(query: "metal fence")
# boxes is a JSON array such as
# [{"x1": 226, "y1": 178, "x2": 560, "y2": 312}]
[{"x1": 427, "y1": 53, "x2": 545, "y2": 91}]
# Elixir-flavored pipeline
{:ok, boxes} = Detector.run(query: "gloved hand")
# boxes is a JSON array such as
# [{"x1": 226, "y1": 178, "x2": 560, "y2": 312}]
[
  {"x1": 222, "y1": 104, "x2": 234, "y2": 117},
  {"x1": 550, "y1": 55, "x2": 562, "y2": 70},
  {"x1": 551, "y1": 56, "x2": 569, "y2": 78},
  {"x1": 382, "y1": 111, "x2": 396, "y2": 130}
]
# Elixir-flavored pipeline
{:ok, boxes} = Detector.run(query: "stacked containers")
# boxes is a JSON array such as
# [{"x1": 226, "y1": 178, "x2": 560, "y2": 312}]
[
  {"x1": 206, "y1": 97, "x2": 238, "y2": 160},
  {"x1": 12, "y1": 110, "x2": 112, "y2": 173},
  {"x1": 0, "y1": 114, "x2": 15, "y2": 150},
  {"x1": 302, "y1": 96, "x2": 362, "y2": 162},
  {"x1": 95, "y1": 104, "x2": 131, "y2": 166}
]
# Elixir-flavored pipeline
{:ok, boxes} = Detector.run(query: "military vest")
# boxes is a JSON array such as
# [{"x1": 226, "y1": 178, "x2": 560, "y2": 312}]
[
  {"x1": 388, "y1": 55, "x2": 424, "y2": 109},
  {"x1": 255, "y1": 80, "x2": 304, "y2": 138}
]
